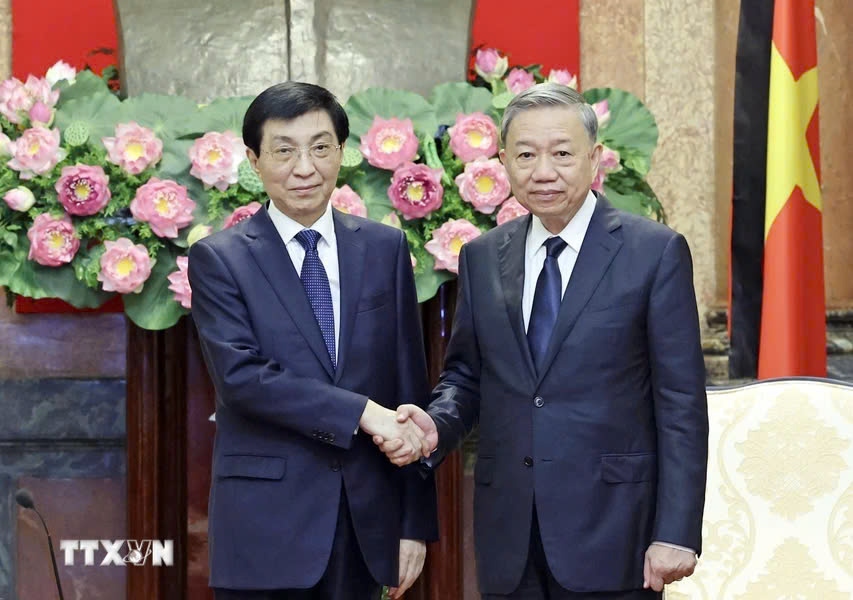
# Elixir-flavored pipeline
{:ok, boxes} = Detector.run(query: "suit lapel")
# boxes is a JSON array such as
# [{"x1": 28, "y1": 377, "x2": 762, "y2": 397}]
[
  {"x1": 245, "y1": 208, "x2": 335, "y2": 378},
  {"x1": 498, "y1": 215, "x2": 537, "y2": 381},
  {"x1": 332, "y1": 210, "x2": 366, "y2": 384},
  {"x1": 536, "y1": 196, "x2": 623, "y2": 384}
]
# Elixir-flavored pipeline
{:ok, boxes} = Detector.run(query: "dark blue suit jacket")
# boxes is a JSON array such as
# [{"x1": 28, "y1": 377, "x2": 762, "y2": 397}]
[
  {"x1": 427, "y1": 195, "x2": 708, "y2": 594},
  {"x1": 188, "y1": 207, "x2": 438, "y2": 590}
]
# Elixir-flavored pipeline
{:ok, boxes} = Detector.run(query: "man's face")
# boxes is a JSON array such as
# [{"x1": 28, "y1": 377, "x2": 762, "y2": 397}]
[
  {"x1": 499, "y1": 106, "x2": 602, "y2": 234},
  {"x1": 247, "y1": 110, "x2": 343, "y2": 227}
]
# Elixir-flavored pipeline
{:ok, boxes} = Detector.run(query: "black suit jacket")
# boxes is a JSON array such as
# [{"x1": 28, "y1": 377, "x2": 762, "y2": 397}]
[
  {"x1": 427, "y1": 195, "x2": 708, "y2": 594},
  {"x1": 188, "y1": 207, "x2": 438, "y2": 590}
]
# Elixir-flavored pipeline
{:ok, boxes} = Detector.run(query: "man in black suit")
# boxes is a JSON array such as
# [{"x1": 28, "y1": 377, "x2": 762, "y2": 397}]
[
  {"x1": 189, "y1": 81, "x2": 438, "y2": 600},
  {"x1": 377, "y1": 83, "x2": 708, "y2": 599}
]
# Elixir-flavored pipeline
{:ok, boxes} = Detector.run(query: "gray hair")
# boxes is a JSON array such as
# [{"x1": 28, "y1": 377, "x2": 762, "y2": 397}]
[{"x1": 500, "y1": 82, "x2": 598, "y2": 146}]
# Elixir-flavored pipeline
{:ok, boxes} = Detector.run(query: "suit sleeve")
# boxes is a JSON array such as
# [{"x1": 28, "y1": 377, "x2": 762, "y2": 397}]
[
  {"x1": 646, "y1": 234, "x2": 709, "y2": 554},
  {"x1": 392, "y1": 232, "x2": 439, "y2": 542},
  {"x1": 425, "y1": 245, "x2": 482, "y2": 466},
  {"x1": 187, "y1": 239, "x2": 368, "y2": 450}
]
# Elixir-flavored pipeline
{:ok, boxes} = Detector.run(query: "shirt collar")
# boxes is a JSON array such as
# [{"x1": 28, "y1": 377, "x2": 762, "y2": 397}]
[
  {"x1": 267, "y1": 200, "x2": 336, "y2": 247},
  {"x1": 527, "y1": 190, "x2": 597, "y2": 255}
]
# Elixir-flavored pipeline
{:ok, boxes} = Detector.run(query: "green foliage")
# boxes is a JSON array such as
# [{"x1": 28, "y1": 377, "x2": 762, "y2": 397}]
[{"x1": 0, "y1": 51, "x2": 663, "y2": 330}]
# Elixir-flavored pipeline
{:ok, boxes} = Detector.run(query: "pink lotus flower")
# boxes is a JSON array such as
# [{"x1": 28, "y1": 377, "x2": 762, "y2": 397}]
[
  {"x1": 45, "y1": 61, "x2": 77, "y2": 86},
  {"x1": 0, "y1": 78, "x2": 29, "y2": 123},
  {"x1": 4, "y1": 186, "x2": 35, "y2": 212},
  {"x1": 387, "y1": 162, "x2": 443, "y2": 220},
  {"x1": 381, "y1": 212, "x2": 402, "y2": 229},
  {"x1": 0, "y1": 76, "x2": 60, "y2": 125},
  {"x1": 547, "y1": 69, "x2": 578, "y2": 89},
  {"x1": 591, "y1": 146, "x2": 622, "y2": 193},
  {"x1": 0, "y1": 132, "x2": 11, "y2": 156},
  {"x1": 455, "y1": 158, "x2": 511, "y2": 214},
  {"x1": 167, "y1": 256, "x2": 192, "y2": 309},
  {"x1": 28, "y1": 101, "x2": 53, "y2": 126},
  {"x1": 223, "y1": 201, "x2": 262, "y2": 229},
  {"x1": 424, "y1": 219, "x2": 481, "y2": 274},
  {"x1": 130, "y1": 178, "x2": 196, "y2": 238},
  {"x1": 496, "y1": 197, "x2": 530, "y2": 225},
  {"x1": 330, "y1": 184, "x2": 367, "y2": 217},
  {"x1": 26, "y1": 213, "x2": 79, "y2": 267},
  {"x1": 24, "y1": 76, "x2": 59, "y2": 109},
  {"x1": 448, "y1": 112, "x2": 499, "y2": 163},
  {"x1": 55, "y1": 164, "x2": 111, "y2": 216},
  {"x1": 360, "y1": 117, "x2": 419, "y2": 170},
  {"x1": 474, "y1": 48, "x2": 509, "y2": 82},
  {"x1": 189, "y1": 131, "x2": 246, "y2": 191},
  {"x1": 593, "y1": 100, "x2": 611, "y2": 128},
  {"x1": 103, "y1": 122, "x2": 164, "y2": 175},
  {"x1": 505, "y1": 68, "x2": 535, "y2": 95},
  {"x1": 187, "y1": 224, "x2": 213, "y2": 246},
  {"x1": 7, "y1": 127, "x2": 65, "y2": 179},
  {"x1": 98, "y1": 238, "x2": 153, "y2": 294}
]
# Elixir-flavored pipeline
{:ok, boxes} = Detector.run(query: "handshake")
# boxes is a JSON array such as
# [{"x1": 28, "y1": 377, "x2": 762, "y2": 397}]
[{"x1": 359, "y1": 401, "x2": 438, "y2": 466}]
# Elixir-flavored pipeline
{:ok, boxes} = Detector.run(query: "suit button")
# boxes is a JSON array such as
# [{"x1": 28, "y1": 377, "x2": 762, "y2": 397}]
[
  {"x1": 328, "y1": 433, "x2": 336, "y2": 443},
  {"x1": 330, "y1": 460, "x2": 341, "y2": 472},
  {"x1": 533, "y1": 396, "x2": 544, "y2": 408},
  {"x1": 523, "y1": 456, "x2": 533, "y2": 467}
]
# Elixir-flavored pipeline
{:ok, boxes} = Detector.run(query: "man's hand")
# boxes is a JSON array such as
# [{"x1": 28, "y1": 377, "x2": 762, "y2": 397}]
[
  {"x1": 388, "y1": 539, "x2": 426, "y2": 599},
  {"x1": 643, "y1": 544, "x2": 697, "y2": 591},
  {"x1": 359, "y1": 400, "x2": 428, "y2": 462},
  {"x1": 373, "y1": 405, "x2": 439, "y2": 466}
]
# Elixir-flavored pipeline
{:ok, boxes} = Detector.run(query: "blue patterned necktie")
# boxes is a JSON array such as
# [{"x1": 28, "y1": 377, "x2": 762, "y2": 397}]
[
  {"x1": 295, "y1": 229, "x2": 336, "y2": 369},
  {"x1": 527, "y1": 236, "x2": 568, "y2": 372}
]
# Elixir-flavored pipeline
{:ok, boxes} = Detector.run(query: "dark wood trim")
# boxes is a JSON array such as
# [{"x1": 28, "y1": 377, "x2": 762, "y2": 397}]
[
  {"x1": 126, "y1": 318, "x2": 188, "y2": 600},
  {"x1": 410, "y1": 282, "x2": 464, "y2": 599}
]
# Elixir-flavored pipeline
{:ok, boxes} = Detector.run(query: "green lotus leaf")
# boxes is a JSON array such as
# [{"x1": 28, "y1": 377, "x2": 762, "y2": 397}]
[
  {"x1": 429, "y1": 82, "x2": 495, "y2": 127},
  {"x1": 346, "y1": 166, "x2": 393, "y2": 220},
  {"x1": 345, "y1": 88, "x2": 438, "y2": 143},
  {"x1": 183, "y1": 96, "x2": 254, "y2": 138},
  {"x1": 54, "y1": 93, "x2": 123, "y2": 142},
  {"x1": 54, "y1": 71, "x2": 112, "y2": 108},
  {"x1": 116, "y1": 94, "x2": 203, "y2": 140},
  {"x1": 583, "y1": 88, "x2": 658, "y2": 171}
]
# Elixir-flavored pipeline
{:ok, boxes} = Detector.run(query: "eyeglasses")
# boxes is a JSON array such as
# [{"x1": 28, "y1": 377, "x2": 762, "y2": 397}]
[{"x1": 263, "y1": 143, "x2": 342, "y2": 165}]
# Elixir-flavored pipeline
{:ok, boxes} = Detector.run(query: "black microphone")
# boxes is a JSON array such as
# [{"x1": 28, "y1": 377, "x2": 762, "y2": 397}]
[{"x1": 16, "y1": 489, "x2": 65, "y2": 600}]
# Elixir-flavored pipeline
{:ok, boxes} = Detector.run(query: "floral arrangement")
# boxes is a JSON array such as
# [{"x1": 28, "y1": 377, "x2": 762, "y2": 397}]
[{"x1": 0, "y1": 50, "x2": 661, "y2": 330}]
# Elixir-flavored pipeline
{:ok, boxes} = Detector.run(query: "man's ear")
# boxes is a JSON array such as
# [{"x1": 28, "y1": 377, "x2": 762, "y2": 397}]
[
  {"x1": 246, "y1": 148, "x2": 260, "y2": 172},
  {"x1": 499, "y1": 148, "x2": 507, "y2": 165},
  {"x1": 589, "y1": 142, "x2": 603, "y2": 178}
]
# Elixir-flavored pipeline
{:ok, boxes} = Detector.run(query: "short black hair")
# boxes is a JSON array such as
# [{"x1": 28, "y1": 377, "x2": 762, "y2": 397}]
[{"x1": 242, "y1": 81, "x2": 349, "y2": 155}]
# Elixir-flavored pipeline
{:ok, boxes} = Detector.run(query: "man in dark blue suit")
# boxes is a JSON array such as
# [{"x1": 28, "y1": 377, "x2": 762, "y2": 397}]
[
  {"x1": 188, "y1": 81, "x2": 438, "y2": 600},
  {"x1": 377, "y1": 83, "x2": 708, "y2": 599}
]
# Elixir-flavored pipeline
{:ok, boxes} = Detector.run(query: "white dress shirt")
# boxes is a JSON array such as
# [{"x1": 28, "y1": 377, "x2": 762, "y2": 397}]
[
  {"x1": 267, "y1": 201, "x2": 341, "y2": 363},
  {"x1": 522, "y1": 191, "x2": 596, "y2": 331}
]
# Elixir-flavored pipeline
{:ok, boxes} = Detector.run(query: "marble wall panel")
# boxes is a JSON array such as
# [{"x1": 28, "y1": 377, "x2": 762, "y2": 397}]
[
  {"x1": 0, "y1": 292, "x2": 126, "y2": 379},
  {"x1": 115, "y1": 0, "x2": 289, "y2": 101},
  {"x1": 305, "y1": 0, "x2": 474, "y2": 101},
  {"x1": 0, "y1": 379, "x2": 125, "y2": 599},
  {"x1": 16, "y1": 477, "x2": 126, "y2": 600},
  {"x1": 644, "y1": 0, "x2": 717, "y2": 332},
  {"x1": 580, "y1": 0, "x2": 646, "y2": 99}
]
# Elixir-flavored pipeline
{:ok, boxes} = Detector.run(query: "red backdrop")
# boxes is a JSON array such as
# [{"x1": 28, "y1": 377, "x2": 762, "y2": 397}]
[
  {"x1": 470, "y1": 0, "x2": 580, "y2": 80},
  {"x1": 10, "y1": 0, "x2": 580, "y2": 315}
]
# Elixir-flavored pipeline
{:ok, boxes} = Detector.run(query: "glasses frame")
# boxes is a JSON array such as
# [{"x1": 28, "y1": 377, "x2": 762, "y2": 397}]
[{"x1": 262, "y1": 142, "x2": 342, "y2": 165}]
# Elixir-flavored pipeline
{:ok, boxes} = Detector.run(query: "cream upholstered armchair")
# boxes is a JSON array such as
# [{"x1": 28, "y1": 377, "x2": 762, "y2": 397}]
[{"x1": 666, "y1": 378, "x2": 853, "y2": 599}]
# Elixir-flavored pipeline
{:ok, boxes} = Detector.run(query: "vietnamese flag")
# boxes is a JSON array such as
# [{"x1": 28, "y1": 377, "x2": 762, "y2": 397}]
[{"x1": 729, "y1": 0, "x2": 826, "y2": 379}]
